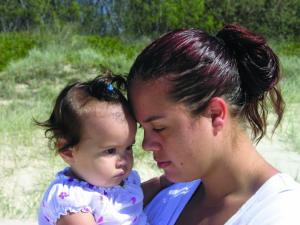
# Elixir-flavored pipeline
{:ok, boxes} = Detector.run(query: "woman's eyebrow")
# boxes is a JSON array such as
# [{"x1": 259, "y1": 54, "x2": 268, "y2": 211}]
[{"x1": 143, "y1": 115, "x2": 164, "y2": 123}]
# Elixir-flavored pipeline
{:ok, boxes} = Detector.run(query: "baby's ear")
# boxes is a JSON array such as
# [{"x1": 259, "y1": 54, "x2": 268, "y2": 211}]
[
  {"x1": 57, "y1": 138, "x2": 75, "y2": 164},
  {"x1": 59, "y1": 149, "x2": 75, "y2": 165}
]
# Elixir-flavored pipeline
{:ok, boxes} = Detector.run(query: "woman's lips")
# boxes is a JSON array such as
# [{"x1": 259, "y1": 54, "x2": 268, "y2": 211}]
[{"x1": 157, "y1": 161, "x2": 171, "y2": 168}]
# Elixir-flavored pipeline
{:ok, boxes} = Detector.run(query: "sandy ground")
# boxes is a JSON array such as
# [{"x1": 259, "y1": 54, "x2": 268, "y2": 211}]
[
  {"x1": 0, "y1": 220, "x2": 36, "y2": 225},
  {"x1": 1, "y1": 136, "x2": 300, "y2": 225},
  {"x1": 257, "y1": 137, "x2": 300, "y2": 180}
]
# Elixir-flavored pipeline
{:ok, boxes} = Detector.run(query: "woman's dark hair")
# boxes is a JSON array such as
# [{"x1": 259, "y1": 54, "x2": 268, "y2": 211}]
[
  {"x1": 128, "y1": 24, "x2": 284, "y2": 142},
  {"x1": 35, "y1": 74, "x2": 128, "y2": 152}
]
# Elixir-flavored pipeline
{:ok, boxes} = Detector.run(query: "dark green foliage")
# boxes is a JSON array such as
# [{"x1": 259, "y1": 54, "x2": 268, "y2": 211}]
[
  {"x1": 0, "y1": 32, "x2": 37, "y2": 70},
  {"x1": 113, "y1": 0, "x2": 218, "y2": 37},
  {"x1": 0, "y1": 0, "x2": 299, "y2": 38},
  {"x1": 204, "y1": 0, "x2": 300, "y2": 38},
  {"x1": 0, "y1": 0, "x2": 81, "y2": 32},
  {"x1": 0, "y1": 31, "x2": 147, "y2": 75}
]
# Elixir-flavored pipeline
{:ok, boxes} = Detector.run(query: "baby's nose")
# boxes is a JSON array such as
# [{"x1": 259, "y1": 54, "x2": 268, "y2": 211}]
[{"x1": 116, "y1": 154, "x2": 128, "y2": 168}]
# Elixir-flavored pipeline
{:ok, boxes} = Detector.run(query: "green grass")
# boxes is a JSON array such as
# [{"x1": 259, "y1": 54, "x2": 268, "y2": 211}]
[
  {"x1": 0, "y1": 94, "x2": 65, "y2": 218},
  {"x1": 280, "y1": 56, "x2": 300, "y2": 103},
  {"x1": 0, "y1": 31, "x2": 155, "y2": 219},
  {"x1": 276, "y1": 46, "x2": 300, "y2": 152},
  {"x1": 0, "y1": 90, "x2": 157, "y2": 219},
  {"x1": 0, "y1": 32, "x2": 299, "y2": 219}
]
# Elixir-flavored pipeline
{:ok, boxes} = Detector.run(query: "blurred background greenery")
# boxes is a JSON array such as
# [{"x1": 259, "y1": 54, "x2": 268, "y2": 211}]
[{"x1": 0, "y1": 0, "x2": 299, "y2": 220}]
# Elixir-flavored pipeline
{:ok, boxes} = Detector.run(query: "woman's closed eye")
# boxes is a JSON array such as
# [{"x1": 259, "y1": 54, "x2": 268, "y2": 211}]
[{"x1": 153, "y1": 127, "x2": 165, "y2": 133}]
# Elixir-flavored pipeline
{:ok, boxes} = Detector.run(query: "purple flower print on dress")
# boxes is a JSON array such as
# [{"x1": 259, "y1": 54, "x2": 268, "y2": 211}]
[
  {"x1": 103, "y1": 190, "x2": 108, "y2": 196},
  {"x1": 96, "y1": 216, "x2": 104, "y2": 224},
  {"x1": 131, "y1": 196, "x2": 136, "y2": 204},
  {"x1": 81, "y1": 207, "x2": 91, "y2": 213},
  {"x1": 88, "y1": 184, "x2": 94, "y2": 189},
  {"x1": 67, "y1": 177, "x2": 74, "y2": 182},
  {"x1": 44, "y1": 215, "x2": 50, "y2": 222},
  {"x1": 132, "y1": 216, "x2": 138, "y2": 223},
  {"x1": 58, "y1": 192, "x2": 69, "y2": 200}
]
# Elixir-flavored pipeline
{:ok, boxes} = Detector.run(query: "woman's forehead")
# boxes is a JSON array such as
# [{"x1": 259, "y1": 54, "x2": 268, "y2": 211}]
[
  {"x1": 130, "y1": 76, "x2": 173, "y2": 95},
  {"x1": 130, "y1": 81, "x2": 190, "y2": 122}
]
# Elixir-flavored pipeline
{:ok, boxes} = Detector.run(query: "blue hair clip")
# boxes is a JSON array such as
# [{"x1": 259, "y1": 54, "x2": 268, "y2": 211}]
[{"x1": 107, "y1": 83, "x2": 114, "y2": 92}]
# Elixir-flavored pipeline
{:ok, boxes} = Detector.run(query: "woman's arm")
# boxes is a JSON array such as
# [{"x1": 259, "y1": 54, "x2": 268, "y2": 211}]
[
  {"x1": 142, "y1": 175, "x2": 173, "y2": 206},
  {"x1": 56, "y1": 212, "x2": 96, "y2": 225}
]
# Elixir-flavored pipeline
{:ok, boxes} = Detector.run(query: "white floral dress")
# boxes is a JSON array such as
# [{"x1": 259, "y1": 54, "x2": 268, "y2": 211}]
[{"x1": 38, "y1": 167, "x2": 149, "y2": 225}]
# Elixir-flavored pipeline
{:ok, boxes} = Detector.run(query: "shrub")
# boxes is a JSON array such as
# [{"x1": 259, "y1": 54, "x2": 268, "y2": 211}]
[
  {"x1": 0, "y1": 32, "x2": 37, "y2": 71},
  {"x1": 83, "y1": 35, "x2": 143, "y2": 58}
]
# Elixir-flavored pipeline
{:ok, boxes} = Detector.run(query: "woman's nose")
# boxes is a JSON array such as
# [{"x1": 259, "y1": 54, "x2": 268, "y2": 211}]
[{"x1": 142, "y1": 131, "x2": 161, "y2": 152}]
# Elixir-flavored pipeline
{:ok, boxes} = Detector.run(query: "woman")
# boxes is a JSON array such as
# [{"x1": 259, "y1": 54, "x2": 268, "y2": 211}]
[{"x1": 128, "y1": 24, "x2": 300, "y2": 225}]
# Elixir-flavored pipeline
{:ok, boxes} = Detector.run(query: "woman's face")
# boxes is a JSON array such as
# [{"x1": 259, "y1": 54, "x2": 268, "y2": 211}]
[{"x1": 129, "y1": 79, "x2": 219, "y2": 182}]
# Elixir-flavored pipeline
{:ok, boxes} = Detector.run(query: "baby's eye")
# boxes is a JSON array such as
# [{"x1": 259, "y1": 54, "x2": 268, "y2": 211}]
[
  {"x1": 126, "y1": 145, "x2": 133, "y2": 152},
  {"x1": 104, "y1": 148, "x2": 116, "y2": 155}
]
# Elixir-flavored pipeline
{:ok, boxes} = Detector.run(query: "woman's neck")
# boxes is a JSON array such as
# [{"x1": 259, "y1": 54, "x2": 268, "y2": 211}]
[{"x1": 200, "y1": 131, "x2": 278, "y2": 206}]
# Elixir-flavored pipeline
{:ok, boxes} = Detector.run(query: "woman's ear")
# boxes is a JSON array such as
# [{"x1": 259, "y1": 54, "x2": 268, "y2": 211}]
[{"x1": 207, "y1": 97, "x2": 227, "y2": 135}]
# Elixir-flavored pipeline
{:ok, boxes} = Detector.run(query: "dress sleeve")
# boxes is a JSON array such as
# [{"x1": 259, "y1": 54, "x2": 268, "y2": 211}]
[{"x1": 38, "y1": 182, "x2": 100, "y2": 225}]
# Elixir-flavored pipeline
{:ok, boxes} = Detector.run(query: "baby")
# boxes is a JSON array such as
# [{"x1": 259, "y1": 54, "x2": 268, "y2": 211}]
[{"x1": 37, "y1": 75, "x2": 149, "y2": 225}]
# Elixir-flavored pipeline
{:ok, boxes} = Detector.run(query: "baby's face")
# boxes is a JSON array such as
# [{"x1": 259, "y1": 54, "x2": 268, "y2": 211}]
[{"x1": 70, "y1": 102, "x2": 137, "y2": 187}]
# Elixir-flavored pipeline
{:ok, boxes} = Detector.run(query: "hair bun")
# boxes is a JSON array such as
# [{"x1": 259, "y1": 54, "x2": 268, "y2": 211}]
[
  {"x1": 216, "y1": 24, "x2": 266, "y2": 51},
  {"x1": 216, "y1": 24, "x2": 279, "y2": 101}
]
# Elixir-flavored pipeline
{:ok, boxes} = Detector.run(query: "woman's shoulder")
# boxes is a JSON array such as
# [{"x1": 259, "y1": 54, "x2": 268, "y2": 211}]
[
  {"x1": 253, "y1": 173, "x2": 300, "y2": 202},
  {"x1": 225, "y1": 173, "x2": 300, "y2": 225},
  {"x1": 258, "y1": 173, "x2": 300, "y2": 215}
]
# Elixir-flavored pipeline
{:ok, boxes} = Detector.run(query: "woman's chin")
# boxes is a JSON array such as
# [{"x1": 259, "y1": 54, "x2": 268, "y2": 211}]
[
  {"x1": 164, "y1": 173, "x2": 183, "y2": 183},
  {"x1": 165, "y1": 172, "x2": 198, "y2": 183}
]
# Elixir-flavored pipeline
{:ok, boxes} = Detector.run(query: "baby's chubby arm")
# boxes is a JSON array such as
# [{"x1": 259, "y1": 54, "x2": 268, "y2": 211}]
[
  {"x1": 141, "y1": 175, "x2": 173, "y2": 206},
  {"x1": 56, "y1": 212, "x2": 96, "y2": 225}
]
